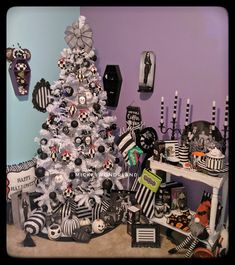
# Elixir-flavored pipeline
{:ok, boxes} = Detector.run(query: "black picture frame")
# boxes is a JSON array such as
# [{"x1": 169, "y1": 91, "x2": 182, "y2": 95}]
[
  {"x1": 138, "y1": 51, "x2": 156, "y2": 93},
  {"x1": 131, "y1": 223, "x2": 161, "y2": 248},
  {"x1": 32, "y1": 78, "x2": 52, "y2": 112}
]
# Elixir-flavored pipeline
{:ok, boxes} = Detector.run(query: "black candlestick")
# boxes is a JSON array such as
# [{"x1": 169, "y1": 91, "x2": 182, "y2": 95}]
[{"x1": 159, "y1": 118, "x2": 182, "y2": 140}]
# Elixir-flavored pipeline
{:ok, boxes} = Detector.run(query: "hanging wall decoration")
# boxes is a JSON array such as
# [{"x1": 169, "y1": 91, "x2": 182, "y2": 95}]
[
  {"x1": 138, "y1": 51, "x2": 155, "y2": 92},
  {"x1": 32, "y1": 79, "x2": 52, "y2": 112},
  {"x1": 103, "y1": 65, "x2": 122, "y2": 107},
  {"x1": 6, "y1": 44, "x2": 31, "y2": 96},
  {"x1": 126, "y1": 105, "x2": 142, "y2": 131}
]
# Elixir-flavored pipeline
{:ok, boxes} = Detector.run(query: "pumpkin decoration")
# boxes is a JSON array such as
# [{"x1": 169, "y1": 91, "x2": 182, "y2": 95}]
[
  {"x1": 47, "y1": 223, "x2": 62, "y2": 240},
  {"x1": 61, "y1": 215, "x2": 80, "y2": 237},
  {"x1": 92, "y1": 219, "x2": 106, "y2": 234},
  {"x1": 79, "y1": 217, "x2": 91, "y2": 227}
]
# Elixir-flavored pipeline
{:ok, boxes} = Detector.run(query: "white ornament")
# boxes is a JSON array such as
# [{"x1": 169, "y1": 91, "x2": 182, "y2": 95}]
[
  {"x1": 54, "y1": 174, "x2": 64, "y2": 184},
  {"x1": 47, "y1": 224, "x2": 62, "y2": 240},
  {"x1": 92, "y1": 219, "x2": 106, "y2": 234}
]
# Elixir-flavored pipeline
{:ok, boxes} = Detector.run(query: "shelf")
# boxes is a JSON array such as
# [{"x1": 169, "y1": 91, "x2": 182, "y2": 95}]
[
  {"x1": 150, "y1": 211, "x2": 192, "y2": 236},
  {"x1": 149, "y1": 157, "x2": 228, "y2": 189}
]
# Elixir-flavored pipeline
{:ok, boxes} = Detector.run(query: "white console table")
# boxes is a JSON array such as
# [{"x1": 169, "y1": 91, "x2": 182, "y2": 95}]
[{"x1": 148, "y1": 157, "x2": 228, "y2": 245}]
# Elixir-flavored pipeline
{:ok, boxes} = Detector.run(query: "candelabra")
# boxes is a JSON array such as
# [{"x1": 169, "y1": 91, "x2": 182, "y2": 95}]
[{"x1": 159, "y1": 118, "x2": 185, "y2": 140}]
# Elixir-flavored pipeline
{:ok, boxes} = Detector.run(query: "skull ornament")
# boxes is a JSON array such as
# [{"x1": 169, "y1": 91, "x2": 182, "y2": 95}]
[
  {"x1": 47, "y1": 224, "x2": 62, "y2": 240},
  {"x1": 92, "y1": 219, "x2": 106, "y2": 234}
]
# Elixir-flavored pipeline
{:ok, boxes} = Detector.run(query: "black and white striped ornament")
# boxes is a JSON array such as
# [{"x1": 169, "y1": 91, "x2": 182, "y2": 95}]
[
  {"x1": 24, "y1": 209, "x2": 46, "y2": 235},
  {"x1": 68, "y1": 104, "x2": 77, "y2": 116},
  {"x1": 88, "y1": 147, "x2": 96, "y2": 159}
]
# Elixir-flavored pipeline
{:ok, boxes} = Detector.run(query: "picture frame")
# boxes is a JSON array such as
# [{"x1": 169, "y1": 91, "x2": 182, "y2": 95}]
[
  {"x1": 131, "y1": 223, "x2": 161, "y2": 248},
  {"x1": 138, "y1": 51, "x2": 156, "y2": 92},
  {"x1": 32, "y1": 78, "x2": 52, "y2": 112},
  {"x1": 164, "y1": 140, "x2": 179, "y2": 158}
]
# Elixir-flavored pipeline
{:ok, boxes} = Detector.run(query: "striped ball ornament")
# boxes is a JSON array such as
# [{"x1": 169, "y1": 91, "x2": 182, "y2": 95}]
[
  {"x1": 24, "y1": 209, "x2": 46, "y2": 235},
  {"x1": 61, "y1": 215, "x2": 80, "y2": 237}
]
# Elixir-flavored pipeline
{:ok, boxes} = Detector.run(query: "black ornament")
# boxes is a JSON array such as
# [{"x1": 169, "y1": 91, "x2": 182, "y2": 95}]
[
  {"x1": 71, "y1": 120, "x2": 78, "y2": 128},
  {"x1": 83, "y1": 60, "x2": 91, "y2": 68},
  {"x1": 42, "y1": 123, "x2": 48, "y2": 130},
  {"x1": 37, "y1": 148, "x2": 42, "y2": 155},
  {"x1": 63, "y1": 86, "x2": 74, "y2": 97},
  {"x1": 42, "y1": 204, "x2": 48, "y2": 212},
  {"x1": 91, "y1": 55, "x2": 97, "y2": 62},
  {"x1": 93, "y1": 103, "x2": 100, "y2": 112},
  {"x1": 49, "y1": 192, "x2": 57, "y2": 200},
  {"x1": 69, "y1": 172, "x2": 76, "y2": 180},
  {"x1": 98, "y1": 145, "x2": 105, "y2": 153},
  {"x1": 75, "y1": 158, "x2": 82, "y2": 166},
  {"x1": 63, "y1": 126, "x2": 70, "y2": 135},
  {"x1": 89, "y1": 82, "x2": 96, "y2": 90},
  {"x1": 110, "y1": 124, "x2": 117, "y2": 130},
  {"x1": 59, "y1": 101, "x2": 67, "y2": 108},
  {"x1": 35, "y1": 167, "x2": 46, "y2": 178},
  {"x1": 114, "y1": 157, "x2": 120, "y2": 164},
  {"x1": 102, "y1": 179, "x2": 113, "y2": 192},
  {"x1": 74, "y1": 137, "x2": 82, "y2": 145},
  {"x1": 40, "y1": 138, "x2": 48, "y2": 145},
  {"x1": 40, "y1": 152, "x2": 48, "y2": 160}
]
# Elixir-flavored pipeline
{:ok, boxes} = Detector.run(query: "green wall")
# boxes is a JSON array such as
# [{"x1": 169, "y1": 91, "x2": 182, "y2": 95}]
[{"x1": 7, "y1": 6, "x2": 80, "y2": 165}]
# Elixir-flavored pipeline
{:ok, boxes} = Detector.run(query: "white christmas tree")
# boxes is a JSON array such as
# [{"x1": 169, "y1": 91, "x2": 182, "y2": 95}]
[{"x1": 33, "y1": 16, "x2": 124, "y2": 224}]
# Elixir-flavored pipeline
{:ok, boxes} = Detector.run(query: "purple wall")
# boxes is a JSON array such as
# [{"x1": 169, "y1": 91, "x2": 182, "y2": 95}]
[{"x1": 81, "y1": 6, "x2": 228, "y2": 210}]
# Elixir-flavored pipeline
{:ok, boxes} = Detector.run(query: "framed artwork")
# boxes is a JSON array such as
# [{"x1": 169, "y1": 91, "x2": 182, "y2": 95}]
[
  {"x1": 138, "y1": 51, "x2": 155, "y2": 92},
  {"x1": 32, "y1": 79, "x2": 52, "y2": 112},
  {"x1": 164, "y1": 140, "x2": 179, "y2": 158},
  {"x1": 131, "y1": 223, "x2": 161, "y2": 248}
]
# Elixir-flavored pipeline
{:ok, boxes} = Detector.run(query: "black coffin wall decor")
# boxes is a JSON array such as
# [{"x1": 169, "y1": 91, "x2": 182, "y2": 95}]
[{"x1": 103, "y1": 65, "x2": 122, "y2": 107}]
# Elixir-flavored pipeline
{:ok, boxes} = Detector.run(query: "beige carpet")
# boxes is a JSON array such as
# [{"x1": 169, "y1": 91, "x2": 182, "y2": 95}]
[{"x1": 7, "y1": 224, "x2": 186, "y2": 258}]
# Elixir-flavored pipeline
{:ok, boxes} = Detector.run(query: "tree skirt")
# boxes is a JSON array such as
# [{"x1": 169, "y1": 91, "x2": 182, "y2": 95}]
[{"x1": 37, "y1": 223, "x2": 121, "y2": 242}]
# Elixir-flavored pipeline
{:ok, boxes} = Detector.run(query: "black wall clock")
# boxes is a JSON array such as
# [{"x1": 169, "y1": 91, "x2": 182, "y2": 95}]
[{"x1": 136, "y1": 127, "x2": 158, "y2": 153}]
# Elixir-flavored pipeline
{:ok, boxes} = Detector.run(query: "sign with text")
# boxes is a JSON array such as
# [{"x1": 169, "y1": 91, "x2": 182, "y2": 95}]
[
  {"x1": 126, "y1": 106, "x2": 142, "y2": 130},
  {"x1": 7, "y1": 161, "x2": 37, "y2": 200},
  {"x1": 139, "y1": 169, "x2": 162, "y2": 193}
]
